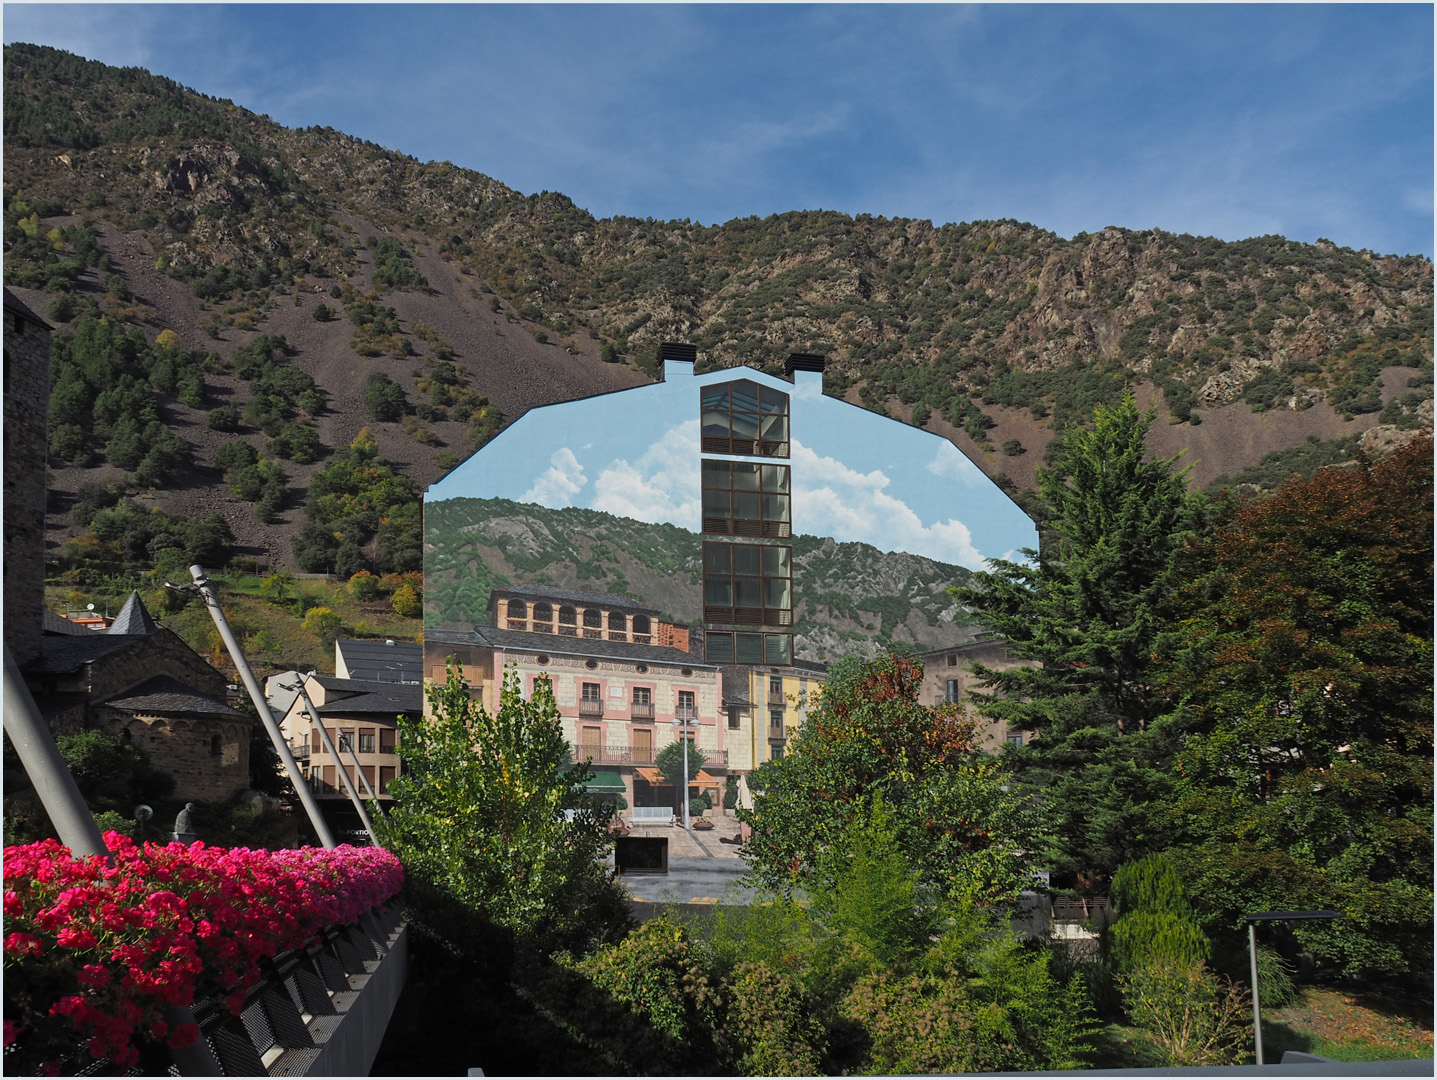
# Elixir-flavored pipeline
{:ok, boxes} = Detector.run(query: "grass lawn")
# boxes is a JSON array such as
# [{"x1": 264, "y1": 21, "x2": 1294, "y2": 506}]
[
  {"x1": 1092, "y1": 983, "x2": 1433, "y2": 1068},
  {"x1": 1264, "y1": 985, "x2": 1434, "y2": 1063}
]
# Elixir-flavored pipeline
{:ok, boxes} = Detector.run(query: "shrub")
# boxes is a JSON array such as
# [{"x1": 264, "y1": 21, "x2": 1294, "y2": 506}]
[
  {"x1": 348, "y1": 570, "x2": 380, "y2": 601},
  {"x1": 390, "y1": 582, "x2": 422, "y2": 618},
  {"x1": 301, "y1": 606, "x2": 342, "y2": 645},
  {"x1": 1117, "y1": 957, "x2": 1251, "y2": 1066}
]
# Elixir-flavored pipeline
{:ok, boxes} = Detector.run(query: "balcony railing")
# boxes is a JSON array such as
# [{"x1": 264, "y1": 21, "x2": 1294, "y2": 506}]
[
  {"x1": 631, "y1": 701, "x2": 655, "y2": 719},
  {"x1": 574, "y1": 744, "x2": 728, "y2": 766},
  {"x1": 767, "y1": 691, "x2": 786, "y2": 705},
  {"x1": 675, "y1": 706, "x2": 697, "y2": 722},
  {"x1": 578, "y1": 699, "x2": 604, "y2": 718},
  {"x1": 768, "y1": 725, "x2": 785, "y2": 741}
]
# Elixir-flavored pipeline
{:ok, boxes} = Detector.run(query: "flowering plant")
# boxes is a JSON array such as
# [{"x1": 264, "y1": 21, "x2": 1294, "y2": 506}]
[{"x1": 3, "y1": 833, "x2": 403, "y2": 1075}]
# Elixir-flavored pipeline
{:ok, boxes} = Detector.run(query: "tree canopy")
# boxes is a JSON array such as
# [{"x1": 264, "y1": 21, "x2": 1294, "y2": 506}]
[
  {"x1": 953, "y1": 391, "x2": 1203, "y2": 876},
  {"x1": 738, "y1": 652, "x2": 1050, "y2": 903}
]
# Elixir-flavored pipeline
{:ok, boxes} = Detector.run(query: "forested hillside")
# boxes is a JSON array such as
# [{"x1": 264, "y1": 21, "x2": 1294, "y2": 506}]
[{"x1": 4, "y1": 42, "x2": 1432, "y2": 583}]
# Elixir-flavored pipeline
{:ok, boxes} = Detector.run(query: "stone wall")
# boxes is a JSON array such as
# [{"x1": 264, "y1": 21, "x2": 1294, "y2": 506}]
[
  {"x1": 3, "y1": 299, "x2": 51, "y2": 667},
  {"x1": 92, "y1": 708, "x2": 253, "y2": 803}
]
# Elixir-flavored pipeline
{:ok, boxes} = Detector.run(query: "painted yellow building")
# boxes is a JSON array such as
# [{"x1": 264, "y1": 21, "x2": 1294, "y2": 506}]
[{"x1": 720, "y1": 659, "x2": 827, "y2": 769}]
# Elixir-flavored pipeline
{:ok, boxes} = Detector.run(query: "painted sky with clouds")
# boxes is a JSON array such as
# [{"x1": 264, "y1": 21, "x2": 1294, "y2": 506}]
[
  {"x1": 429, "y1": 367, "x2": 1036, "y2": 570},
  {"x1": 3, "y1": 4, "x2": 1431, "y2": 258}
]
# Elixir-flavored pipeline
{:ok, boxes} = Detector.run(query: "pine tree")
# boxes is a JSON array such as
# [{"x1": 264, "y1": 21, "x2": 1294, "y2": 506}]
[{"x1": 952, "y1": 391, "x2": 1202, "y2": 878}]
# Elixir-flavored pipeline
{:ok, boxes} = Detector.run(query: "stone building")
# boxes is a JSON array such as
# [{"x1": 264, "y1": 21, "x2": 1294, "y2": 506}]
[
  {"x1": 23, "y1": 592, "x2": 255, "y2": 801},
  {"x1": 3, "y1": 287, "x2": 53, "y2": 667}
]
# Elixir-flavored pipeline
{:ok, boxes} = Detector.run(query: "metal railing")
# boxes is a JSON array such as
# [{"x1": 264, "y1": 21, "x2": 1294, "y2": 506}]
[
  {"x1": 578, "y1": 699, "x2": 604, "y2": 717},
  {"x1": 632, "y1": 806, "x2": 674, "y2": 824}
]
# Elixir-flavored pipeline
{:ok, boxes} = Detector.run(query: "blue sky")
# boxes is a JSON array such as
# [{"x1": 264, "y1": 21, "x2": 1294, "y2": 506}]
[
  {"x1": 4, "y1": 4, "x2": 1432, "y2": 258},
  {"x1": 429, "y1": 363, "x2": 1037, "y2": 569}
]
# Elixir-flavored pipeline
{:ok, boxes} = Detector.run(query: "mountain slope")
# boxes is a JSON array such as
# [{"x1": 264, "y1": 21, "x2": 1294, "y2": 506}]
[{"x1": 4, "y1": 43, "x2": 1431, "y2": 575}]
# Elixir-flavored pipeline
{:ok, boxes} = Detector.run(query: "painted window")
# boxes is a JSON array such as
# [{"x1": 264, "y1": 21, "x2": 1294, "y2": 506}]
[
  {"x1": 701, "y1": 460, "x2": 791, "y2": 537},
  {"x1": 703, "y1": 541, "x2": 792, "y2": 626},
  {"x1": 700, "y1": 379, "x2": 789, "y2": 457}
]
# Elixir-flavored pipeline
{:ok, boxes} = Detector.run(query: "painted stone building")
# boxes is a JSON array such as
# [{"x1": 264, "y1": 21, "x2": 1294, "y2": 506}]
[
  {"x1": 424, "y1": 344, "x2": 1038, "y2": 807},
  {"x1": 426, "y1": 584, "x2": 727, "y2": 816},
  {"x1": 919, "y1": 635, "x2": 1038, "y2": 751}
]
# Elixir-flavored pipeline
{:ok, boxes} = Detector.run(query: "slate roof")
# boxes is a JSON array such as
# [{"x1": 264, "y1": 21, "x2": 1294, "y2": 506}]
[
  {"x1": 26, "y1": 634, "x2": 145, "y2": 674},
  {"x1": 308, "y1": 676, "x2": 421, "y2": 715},
  {"x1": 335, "y1": 639, "x2": 422, "y2": 683},
  {"x1": 490, "y1": 583, "x2": 660, "y2": 615},
  {"x1": 43, "y1": 610, "x2": 94, "y2": 636},
  {"x1": 102, "y1": 675, "x2": 247, "y2": 719},
  {"x1": 3, "y1": 287, "x2": 50, "y2": 329},
  {"x1": 429, "y1": 626, "x2": 716, "y2": 670},
  {"x1": 107, "y1": 591, "x2": 159, "y2": 636}
]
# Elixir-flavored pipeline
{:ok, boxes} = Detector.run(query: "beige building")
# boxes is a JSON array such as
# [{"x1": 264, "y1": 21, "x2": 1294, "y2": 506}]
[
  {"x1": 918, "y1": 635, "x2": 1037, "y2": 751},
  {"x1": 275, "y1": 673, "x2": 418, "y2": 836},
  {"x1": 426, "y1": 585, "x2": 727, "y2": 820}
]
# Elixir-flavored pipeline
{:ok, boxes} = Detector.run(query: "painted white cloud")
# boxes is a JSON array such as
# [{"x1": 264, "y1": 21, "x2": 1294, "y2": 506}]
[
  {"x1": 520, "y1": 447, "x2": 588, "y2": 507},
  {"x1": 924, "y1": 440, "x2": 985, "y2": 486},
  {"x1": 589, "y1": 420, "x2": 702, "y2": 529},
  {"x1": 791, "y1": 441, "x2": 986, "y2": 569}
]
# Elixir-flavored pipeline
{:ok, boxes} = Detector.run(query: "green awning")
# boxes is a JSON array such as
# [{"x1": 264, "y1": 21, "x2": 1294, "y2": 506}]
[{"x1": 584, "y1": 770, "x2": 625, "y2": 794}]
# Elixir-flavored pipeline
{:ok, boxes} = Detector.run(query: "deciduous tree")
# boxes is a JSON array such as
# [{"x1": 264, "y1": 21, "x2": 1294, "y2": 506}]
[{"x1": 1156, "y1": 437, "x2": 1433, "y2": 974}]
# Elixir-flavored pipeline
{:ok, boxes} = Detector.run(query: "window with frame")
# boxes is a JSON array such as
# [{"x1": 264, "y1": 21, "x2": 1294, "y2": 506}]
[
  {"x1": 380, "y1": 727, "x2": 396, "y2": 753},
  {"x1": 581, "y1": 682, "x2": 602, "y2": 701},
  {"x1": 558, "y1": 606, "x2": 577, "y2": 636},
  {"x1": 703, "y1": 541, "x2": 792, "y2": 626},
  {"x1": 1007, "y1": 735, "x2": 1024, "y2": 747},
  {"x1": 532, "y1": 602, "x2": 553, "y2": 633},
  {"x1": 632, "y1": 614, "x2": 651, "y2": 643},
  {"x1": 379, "y1": 765, "x2": 396, "y2": 794},
  {"x1": 701, "y1": 460, "x2": 791, "y2": 537},
  {"x1": 359, "y1": 729, "x2": 376, "y2": 753},
  {"x1": 506, "y1": 598, "x2": 528, "y2": 631},
  {"x1": 945, "y1": 679, "x2": 959, "y2": 704},
  {"x1": 769, "y1": 709, "x2": 784, "y2": 736},
  {"x1": 706, "y1": 631, "x2": 792, "y2": 665},
  {"x1": 700, "y1": 379, "x2": 789, "y2": 457},
  {"x1": 339, "y1": 729, "x2": 355, "y2": 752},
  {"x1": 677, "y1": 691, "x2": 695, "y2": 720}
]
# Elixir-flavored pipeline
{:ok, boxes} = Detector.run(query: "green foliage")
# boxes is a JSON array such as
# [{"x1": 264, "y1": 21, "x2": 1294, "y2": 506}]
[
  {"x1": 1111, "y1": 852, "x2": 1195, "y2": 920},
  {"x1": 739, "y1": 652, "x2": 1051, "y2": 903},
  {"x1": 294, "y1": 428, "x2": 421, "y2": 575},
  {"x1": 363, "y1": 370, "x2": 408, "y2": 421},
  {"x1": 653, "y1": 738, "x2": 707, "y2": 794},
  {"x1": 58, "y1": 500, "x2": 233, "y2": 579},
  {"x1": 1109, "y1": 911, "x2": 1211, "y2": 978},
  {"x1": 390, "y1": 581, "x2": 422, "y2": 618},
  {"x1": 953, "y1": 392, "x2": 1202, "y2": 876},
  {"x1": 369, "y1": 236, "x2": 428, "y2": 291},
  {"x1": 348, "y1": 570, "x2": 380, "y2": 601},
  {"x1": 1156, "y1": 437, "x2": 1434, "y2": 976},
  {"x1": 1117, "y1": 958, "x2": 1251, "y2": 1066},
  {"x1": 1207, "y1": 434, "x2": 1363, "y2": 495},
  {"x1": 377, "y1": 665, "x2": 627, "y2": 954},
  {"x1": 300, "y1": 605, "x2": 342, "y2": 646}
]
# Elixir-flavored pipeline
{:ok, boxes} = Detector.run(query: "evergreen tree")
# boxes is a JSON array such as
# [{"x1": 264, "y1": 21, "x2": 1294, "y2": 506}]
[{"x1": 952, "y1": 392, "x2": 1202, "y2": 877}]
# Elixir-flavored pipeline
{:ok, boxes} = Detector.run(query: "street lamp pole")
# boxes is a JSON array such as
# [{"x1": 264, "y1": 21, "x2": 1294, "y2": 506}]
[{"x1": 1244, "y1": 910, "x2": 1341, "y2": 1065}]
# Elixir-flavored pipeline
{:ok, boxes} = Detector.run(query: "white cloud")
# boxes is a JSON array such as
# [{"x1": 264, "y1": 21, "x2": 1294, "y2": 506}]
[
  {"x1": 589, "y1": 421, "x2": 702, "y2": 529},
  {"x1": 792, "y1": 441, "x2": 986, "y2": 569},
  {"x1": 520, "y1": 448, "x2": 587, "y2": 507}
]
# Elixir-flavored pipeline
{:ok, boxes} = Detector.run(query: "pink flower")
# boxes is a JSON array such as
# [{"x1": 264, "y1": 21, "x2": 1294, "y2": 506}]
[{"x1": 4, "y1": 932, "x2": 43, "y2": 957}]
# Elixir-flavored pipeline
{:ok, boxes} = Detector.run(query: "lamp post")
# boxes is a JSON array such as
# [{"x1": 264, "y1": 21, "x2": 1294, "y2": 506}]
[{"x1": 1244, "y1": 910, "x2": 1341, "y2": 1064}]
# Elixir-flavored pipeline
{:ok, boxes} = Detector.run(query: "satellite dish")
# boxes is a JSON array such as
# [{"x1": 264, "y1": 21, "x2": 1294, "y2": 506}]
[
  {"x1": 134, "y1": 804, "x2": 154, "y2": 822},
  {"x1": 87, "y1": 603, "x2": 95, "y2": 612}
]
